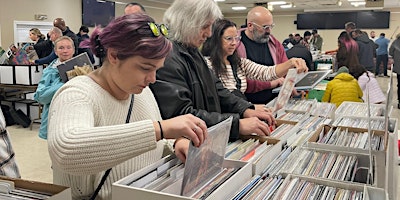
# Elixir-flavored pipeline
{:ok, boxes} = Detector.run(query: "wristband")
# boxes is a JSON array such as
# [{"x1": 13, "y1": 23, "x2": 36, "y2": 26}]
[{"x1": 157, "y1": 121, "x2": 164, "y2": 139}]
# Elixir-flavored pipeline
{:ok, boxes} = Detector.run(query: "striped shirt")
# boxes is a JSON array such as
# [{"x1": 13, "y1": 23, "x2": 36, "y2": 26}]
[{"x1": 205, "y1": 57, "x2": 279, "y2": 93}]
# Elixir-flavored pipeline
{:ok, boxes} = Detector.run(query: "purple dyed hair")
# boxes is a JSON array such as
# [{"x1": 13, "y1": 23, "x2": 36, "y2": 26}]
[{"x1": 89, "y1": 14, "x2": 172, "y2": 61}]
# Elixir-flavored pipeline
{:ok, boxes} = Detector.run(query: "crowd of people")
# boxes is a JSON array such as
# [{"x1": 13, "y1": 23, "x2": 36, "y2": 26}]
[{"x1": 8, "y1": 0, "x2": 396, "y2": 199}]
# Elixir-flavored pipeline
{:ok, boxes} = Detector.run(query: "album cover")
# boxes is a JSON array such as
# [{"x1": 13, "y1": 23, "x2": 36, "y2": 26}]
[
  {"x1": 272, "y1": 70, "x2": 331, "y2": 93},
  {"x1": 181, "y1": 117, "x2": 232, "y2": 197},
  {"x1": 57, "y1": 52, "x2": 93, "y2": 83}
]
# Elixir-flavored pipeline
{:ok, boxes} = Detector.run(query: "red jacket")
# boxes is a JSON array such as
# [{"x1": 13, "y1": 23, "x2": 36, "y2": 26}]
[{"x1": 236, "y1": 30, "x2": 288, "y2": 93}]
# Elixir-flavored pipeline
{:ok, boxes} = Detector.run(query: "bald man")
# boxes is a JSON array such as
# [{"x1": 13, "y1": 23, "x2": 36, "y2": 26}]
[
  {"x1": 236, "y1": 6, "x2": 288, "y2": 104},
  {"x1": 53, "y1": 18, "x2": 79, "y2": 55},
  {"x1": 124, "y1": 2, "x2": 146, "y2": 14}
]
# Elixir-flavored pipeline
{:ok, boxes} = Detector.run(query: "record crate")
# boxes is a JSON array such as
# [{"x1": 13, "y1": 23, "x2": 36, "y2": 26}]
[
  {"x1": 112, "y1": 155, "x2": 252, "y2": 200},
  {"x1": 226, "y1": 135, "x2": 284, "y2": 176},
  {"x1": 335, "y1": 101, "x2": 392, "y2": 119},
  {"x1": 273, "y1": 174, "x2": 388, "y2": 200}
]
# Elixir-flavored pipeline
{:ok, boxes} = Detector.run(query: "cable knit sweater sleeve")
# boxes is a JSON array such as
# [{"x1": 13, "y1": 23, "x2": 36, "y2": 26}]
[{"x1": 47, "y1": 76, "x2": 160, "y2": 175}]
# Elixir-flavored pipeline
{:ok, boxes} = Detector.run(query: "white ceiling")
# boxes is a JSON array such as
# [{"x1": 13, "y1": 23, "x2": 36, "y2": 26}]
[{"x1": 146, "y1": 0, "x2": 400, "y2": 14}]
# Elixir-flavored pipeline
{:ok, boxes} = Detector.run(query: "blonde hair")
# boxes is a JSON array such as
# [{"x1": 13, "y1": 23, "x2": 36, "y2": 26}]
[
  {"x1": 30, "y1": 28, "x2": 45, "y2": 40},
  {"x1": 54, "y1": 36, "x2": 74, "y2": 50}
]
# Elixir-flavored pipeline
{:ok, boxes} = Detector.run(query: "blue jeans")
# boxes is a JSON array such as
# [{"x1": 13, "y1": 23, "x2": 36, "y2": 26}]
[{"x1": 375, "y1": 54, "x2": 388, "y2": 76}]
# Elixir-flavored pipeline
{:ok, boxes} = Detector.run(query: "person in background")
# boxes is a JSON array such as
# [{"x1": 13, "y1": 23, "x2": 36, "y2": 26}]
[
  {"x1": 375, "y1": 33, "x2": 390, "y2": 77},
  {"x1": 150, "y1": 0, "x2": 275, "y2": 153},
  {"x1": 201, "y1": 19, "x2": 307, "y2": 105},
  {"x1": 124, "y1": 2, "x2": 146, "y2": 14},
  {"x1": 336, "y1": 31, "x2": 359, "y2": 72},
  {"x1": 286, "y1": 39, "x2": 313, "y2": 70},
  {"x1": 351, "y1": 64, "x2": 386, "y2": 104},
  {"x1": 389, "y1": 33, "x2": 400, "y2": 109},
  {"x1": 370, "y1": 31, "x2": 377, "y2": 42},
  {"x1": 29, "y1": 28, "x2": 52, "y2": 58},
  {"x1": 47, "y1": 14, "x2": 207, "y2": 200},
  {"x1": 34, "y1": 27, "x2": 62, "y2": 65},
  {"x1": 76, "y1": 25, "x2": 89, "y2": 45},
  {"x1": 76, "y1": 25, "x2": 95, "y2": 64},
  {"x1": 53, "y1": 18, "x2": 79, "y2": 55},
  {"x1": 34, "y1": 36, "x2": 75, "y2": 140},
  {"x1": 352, "y1": 29, "x2": 376, "y2": 73},
  {"x1": 345, "y1": 21, "x2": 356, "y2": 35},
  {"x1": 282, "y1": 33, "x2": 294, "y2": 50},
  {"x1": 310, "y1": 29, "x2": 323, "y2": 51},
  {"x1": 301, "y1": 30, "x2": 311, "y2": 49},
  {"x1": 322, "y1": 66, "x2": 363, "y2": 107},
  {"x1": 236, "y1": 6, "x2": 289, "y2": 104}
]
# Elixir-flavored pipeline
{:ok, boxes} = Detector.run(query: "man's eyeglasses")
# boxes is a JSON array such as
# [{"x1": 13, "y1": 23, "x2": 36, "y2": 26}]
[
  {"x1": 148, "y1": 22, "x2": 168, "y2": 37},
  {"x1": 223, "y1": 36, "x2": 241, "y2": 43},
  {"x1": 251, "y1": 22, "x2": 275, "y2": 30}
]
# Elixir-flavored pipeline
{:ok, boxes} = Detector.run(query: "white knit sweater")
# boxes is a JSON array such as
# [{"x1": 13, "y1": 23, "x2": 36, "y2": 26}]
[{"x1": 47, "y1": 76, "x2": 164, "y2": 200}]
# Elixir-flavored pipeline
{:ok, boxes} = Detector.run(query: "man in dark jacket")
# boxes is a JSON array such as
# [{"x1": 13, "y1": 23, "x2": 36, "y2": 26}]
[
  {"x1": 53, "y1": 18, "x2": 79, "y2": 55},
  {"x1": 353, "y1": 29, "x2": 376, "y2": 73}
]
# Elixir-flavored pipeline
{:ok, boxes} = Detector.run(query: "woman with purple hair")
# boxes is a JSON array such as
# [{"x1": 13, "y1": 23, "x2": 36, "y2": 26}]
[
  {"x1": 336, "y1": 31, "x2": 360, "y2": 73},
  {"x1": 47, "y1": 14, "x2": 207, "y2": 200}
]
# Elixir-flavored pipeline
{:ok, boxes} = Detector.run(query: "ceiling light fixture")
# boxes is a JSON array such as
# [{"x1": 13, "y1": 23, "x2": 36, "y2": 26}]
[
  {"x1": 337, "y1": 0, "x2": 342, "y2": 6},
  {"x1": 267, "y1": 4, "x2": 274, "y2": 11},
  {"x1": 351, "y1": 1, "x2": 366, "y2": 6},
  {"x1": 214, "y1": 0, "x2": 225, "y2": 2},
  {"x1": 268, "y1": 1, "x2": 287, "y2": 5},
  {"x1": 232, "y1": 6, "x2": 246, "y2": 10},
  {"x1": 280, "y1": 3, "x2": 293, "y2": 8}
]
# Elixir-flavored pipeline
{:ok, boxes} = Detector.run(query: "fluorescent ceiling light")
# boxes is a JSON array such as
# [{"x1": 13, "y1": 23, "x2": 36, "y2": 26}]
[
  {"x1": 268, "y1": 1, "x2": 286, "y2": 5},
  {"x1": 347, "y1": 0, "x2": 363, "y2": 1},
  {"x1": 280, "y1": 4, "x2": 292, "y2": 8},
  {"x1": 351, "y1": 1, "x2": 366, "y2": 6},
  {"x1": 114, "y1": 1, "x2": 126, "y2": 4},
  {"x1": 232, "y1": 6, "x2": 246, "y2": 10},
  {"x1": 214, "y1": 0, "x2": 225, "y2": 2}
]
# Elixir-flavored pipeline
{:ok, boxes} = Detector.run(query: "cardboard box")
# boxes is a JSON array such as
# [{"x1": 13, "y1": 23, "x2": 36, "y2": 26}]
[
  {"x1": 113, "y1": 156, "x2": 252, "y2": 200},
  {"x1": 0, "y1": 65, "x2": 15, "y2": 84},
  {"x1": 306, "y1": 125, "x2": 386, "y2": 189},
  {"x1": 0, "y1": 176, "x2": 71, "y2": 200},
  {"x1": 15, "y1": 65, "x2": 44, "y2": 85},
  {"x1": 273, "y1": 174, "x2": 388, "y2": 200},
  {"x1": 236, "y1": 135, "x2": 283, "y2": 175},
  {"x1": 335, "y1": 102, "x2": 391, "y2": 119},
  {"x1": 280, "y1": 146, "x2": 378, "y2": 187}
]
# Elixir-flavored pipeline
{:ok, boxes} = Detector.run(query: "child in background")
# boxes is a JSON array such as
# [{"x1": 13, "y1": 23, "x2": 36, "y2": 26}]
[
  {"x1": 322, "y1": 66, "x2": 363, "y2": 107},
  {"x1": 351, "y1": 64, "x2": 386, "y2": 104}
]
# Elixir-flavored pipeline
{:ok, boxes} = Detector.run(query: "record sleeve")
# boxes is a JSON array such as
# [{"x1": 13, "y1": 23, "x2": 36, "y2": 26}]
[
  {"x1": 181, "y1": 117, "x2": 232, "y2": 197},
  {"x1": 272, "y1": 70, "x2": 331, "y2": 93},
  {"x1": 57, "y1": 52, "x2": 93, "y2": 83}
]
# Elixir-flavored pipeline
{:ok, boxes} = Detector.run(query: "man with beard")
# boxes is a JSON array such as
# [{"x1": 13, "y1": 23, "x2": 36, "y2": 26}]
[{"x1": 237, "y1": 6, "x2": 288, "y2": 104}]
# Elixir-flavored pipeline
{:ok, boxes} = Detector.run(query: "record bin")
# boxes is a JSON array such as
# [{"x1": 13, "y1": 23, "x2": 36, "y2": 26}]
[
  {"x1": 335, "y1": 101, "x2": 392, "y2": 119},
  {"x1": 306, "y1": 125, "x2": 387, "y2": 189},
  {"x1": 231, "y1": 135, "x2": 283, "y2": 176},
  {"x1": 112, "y1": 155, "x2": 252, "y2": 200},
  {"x1": 0, "y1": 176, "x2": 71, "y2": 200},
  {"x1": 273, "y1": 174, "x2": 388, "y2": 200},
  {"x1": 0, "y1": 65, "x2": 44, "y2": 85}
]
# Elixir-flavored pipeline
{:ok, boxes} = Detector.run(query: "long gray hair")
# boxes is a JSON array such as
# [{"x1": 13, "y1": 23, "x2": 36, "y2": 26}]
[{"x1": 163, "y1": 0, "x2": 222, "y2": 45}]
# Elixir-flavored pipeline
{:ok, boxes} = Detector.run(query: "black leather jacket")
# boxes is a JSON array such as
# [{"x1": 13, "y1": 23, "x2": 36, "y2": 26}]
[{"x1": 150, "y1": 41, "x2": 253, "y2": 140}]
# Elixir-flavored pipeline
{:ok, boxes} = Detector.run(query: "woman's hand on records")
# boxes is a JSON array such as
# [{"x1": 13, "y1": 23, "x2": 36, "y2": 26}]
[
  {"x1": 159, "y1": 114, "x2": 207, "y2": 147},
  {"x1": 239, "y1": 117, "x2": 272, "y2": 136}
]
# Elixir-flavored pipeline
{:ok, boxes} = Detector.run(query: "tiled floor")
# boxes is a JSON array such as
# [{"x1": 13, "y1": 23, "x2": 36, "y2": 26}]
[{"x1": 5, "y1": 72, "x2": 400, "y2": 199}]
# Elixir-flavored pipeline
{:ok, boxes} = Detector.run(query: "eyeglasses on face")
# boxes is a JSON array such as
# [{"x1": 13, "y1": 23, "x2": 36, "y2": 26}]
[
  {"x1": 251, "y1": 22, "x2": 275, "y2": 30},
  {"x1": 223, "y1": 36, "x2": 241, "y2": 43},
  {"x1": 148, "y1": 22, "x2": 168, "y2": 37}
]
